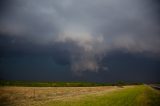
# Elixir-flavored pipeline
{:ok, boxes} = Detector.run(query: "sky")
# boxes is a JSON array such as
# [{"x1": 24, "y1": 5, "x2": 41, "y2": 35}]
[{"x1": 0, "y1": 0, "x2": 160, "y2": 83}]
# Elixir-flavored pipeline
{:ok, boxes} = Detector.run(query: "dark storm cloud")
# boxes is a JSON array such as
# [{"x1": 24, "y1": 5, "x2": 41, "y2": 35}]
[{"x1": 0, "y1": 0, "x2": 160, "y2": 73}]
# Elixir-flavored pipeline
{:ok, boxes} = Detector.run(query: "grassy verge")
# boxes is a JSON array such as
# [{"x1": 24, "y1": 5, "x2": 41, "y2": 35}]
[{"x1": 45, "y1": 85, "x2": 160, "y2": 106}]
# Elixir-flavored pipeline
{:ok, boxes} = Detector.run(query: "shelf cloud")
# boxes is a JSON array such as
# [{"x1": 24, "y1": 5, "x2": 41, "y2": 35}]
[{"x1": 0, "y1": 0, "x2": 160, "y2": 73}]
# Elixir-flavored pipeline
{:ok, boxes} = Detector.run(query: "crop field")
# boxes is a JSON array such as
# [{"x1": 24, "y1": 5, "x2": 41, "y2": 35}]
[{"x1": 0, "y1": 85, "x2": 160, "y2": 106}]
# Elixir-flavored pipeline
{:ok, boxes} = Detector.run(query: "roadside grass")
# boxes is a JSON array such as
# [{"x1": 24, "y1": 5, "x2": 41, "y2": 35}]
[{"x1": 45, "y1": 85, "x2": 160, "y2": 106}]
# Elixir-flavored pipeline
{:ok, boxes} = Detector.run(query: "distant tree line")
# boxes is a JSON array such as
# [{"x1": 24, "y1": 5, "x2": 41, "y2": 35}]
[{"x1": 0, "y1": 80, "x2": 143, "y2": 87}]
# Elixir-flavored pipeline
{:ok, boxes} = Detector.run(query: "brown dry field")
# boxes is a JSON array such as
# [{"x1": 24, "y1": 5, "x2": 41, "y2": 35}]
[{"x1": 0, "y1": 86, "x2": 124, "y2": 106}]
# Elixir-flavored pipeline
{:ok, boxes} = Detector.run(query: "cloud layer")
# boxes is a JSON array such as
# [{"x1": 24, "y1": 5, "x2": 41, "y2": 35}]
[{"x1": 0, "y1": 0, "x2": 160, "y2": 73}]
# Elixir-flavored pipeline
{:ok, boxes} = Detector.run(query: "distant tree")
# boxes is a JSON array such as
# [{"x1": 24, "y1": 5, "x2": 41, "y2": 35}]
[{"x1": 116, "y1": 81, "x2": 125, "y2": 87}]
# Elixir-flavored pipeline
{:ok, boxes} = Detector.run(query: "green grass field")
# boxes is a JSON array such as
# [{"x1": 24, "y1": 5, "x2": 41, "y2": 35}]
[
  {"x1": 45, "y1": 85, "x2": 160, "y2": 106},
  {"x1": 0, "y1": 85, "x2": 160, "y2": 106}
]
